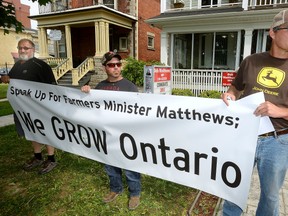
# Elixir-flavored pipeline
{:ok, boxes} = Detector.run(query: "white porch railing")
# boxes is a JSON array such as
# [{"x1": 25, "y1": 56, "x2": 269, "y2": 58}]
[
  {"x1": 249, "y1": 0, "x2": 288, "y2": 8},
  {"x1": 167, "y1": 0, "x2": 287, "y2": 11},
  {"x1": 172, "y1": 69, "x2": 232, "y2": 96}
]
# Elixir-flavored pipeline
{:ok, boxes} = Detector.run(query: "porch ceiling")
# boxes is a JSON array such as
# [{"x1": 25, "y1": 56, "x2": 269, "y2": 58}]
[
  {"x1": 30, "y1": 6, "x2": 137, "y2": 30},
  {"x1": 146, "y1": 8, "x2": 285, "y2": 31}
]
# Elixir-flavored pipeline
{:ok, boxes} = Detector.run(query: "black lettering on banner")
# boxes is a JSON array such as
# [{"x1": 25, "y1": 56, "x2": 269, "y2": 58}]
[
  {"x1": 63, "y1": 119, "x2": 79, "y2": 143},
  {"x1": 140, "y1": 142, "x2": 157, "y2": 164},
  {"x1": 158, "y1": 138, "x2": 171, "y2": 167},
  {"x1": 174, "y1": 148, "x2": 189, "y2": 172},
  {"x1": 34, "y1": 90, "x2": 46, "y2": 101},
  {"x1": 51, "y1": 116, "x2": 65, "y2": 140},
  {"x1": 51, "y1": 117, "x2": 79, "y2": 143},
  {"x1": 194, "y1": 152, "x2": 208, "y2": 175},
  {"x1": 78, "y1": 124, "x2": 91, "y2": 148},
  {"x1": 87, "y1": 127, "x2": 108, "y2": 154},
  {"x1": 119, "y1": 132, "x2": 242, "y2": 188},
  {"x1": 51, "y1": 116, "x2": 108, "y2": 154},
  {"x1": 211, "y1": 147, "x2": 218, "y2": 180},
  {"x1": 221, "y1": 162, "x2": 241, "y2": 188},
  {"x1": 17, "y1": 111, "x2": 46, "y2": 136},
  {"x1": 120, "y1": 133, "x2": 138, "y2": 160}
]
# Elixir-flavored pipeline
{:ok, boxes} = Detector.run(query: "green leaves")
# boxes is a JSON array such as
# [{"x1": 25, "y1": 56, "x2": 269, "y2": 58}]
[
  {"x1": 0, "y1": 0, "x2": 24, "y2": 34},
  {"x1": 122, "y1": 57, "x2": 164, "y2": 87},
  {"x1": 0, "y1": 0, "x2": 51, "y2": 34}
]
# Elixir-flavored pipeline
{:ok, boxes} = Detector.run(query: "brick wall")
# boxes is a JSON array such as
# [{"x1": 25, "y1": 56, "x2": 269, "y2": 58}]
[{"x1": 137, "y1": 0, "x2": 161, "y2": 62}]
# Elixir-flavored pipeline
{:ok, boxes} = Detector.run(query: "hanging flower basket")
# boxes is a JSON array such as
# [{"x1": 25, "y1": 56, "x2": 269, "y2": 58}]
[{"x1": 174, "y1": 2, "x2": 185, "y2": 8}]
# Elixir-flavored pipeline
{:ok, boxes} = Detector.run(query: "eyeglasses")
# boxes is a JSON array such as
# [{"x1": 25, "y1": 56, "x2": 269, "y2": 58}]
[
  {"x1": 17, "y1": 47, "x2": 33, "y2": 50},
  {"x1": 106, "y1": 62, "x2": 122, "y2": 68},
  {"x1": 274, "y1": 27, "x2": 288, "y2": 32},
  {"x1": 277, "y1": 27, "x2": 288, "y2": 31}
]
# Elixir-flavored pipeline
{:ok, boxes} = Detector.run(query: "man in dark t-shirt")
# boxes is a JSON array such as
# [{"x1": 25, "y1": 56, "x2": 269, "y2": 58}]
[
  {"x1": 221, "y1": 10, "x2": 288, "y2": 216},
  {"x1": 2, "y1": 39, "x2": 57, "y2": 175},
  {"x1": 81, "y1": 51, "x2": 141, "y2": 210}
]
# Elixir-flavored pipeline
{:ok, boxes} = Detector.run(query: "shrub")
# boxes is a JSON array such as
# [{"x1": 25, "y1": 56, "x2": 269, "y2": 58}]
[
  {"x1": 198, "y1": 90, "x2": 221, "y2": 99},
  {"x1": 122, "y1": 57, "x2": 163, "y2": 86},
  {"x1": 172, "y1": 88, "x2": 194, "y2": 96},
  {"x1": 48, "y1": 62, "x2": 58, "y2": 68}
]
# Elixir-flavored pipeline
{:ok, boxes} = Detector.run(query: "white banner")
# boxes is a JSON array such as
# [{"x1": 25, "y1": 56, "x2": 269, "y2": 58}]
[{"x1": 7, "y1": 79, "x2": 264, "y2": 210}]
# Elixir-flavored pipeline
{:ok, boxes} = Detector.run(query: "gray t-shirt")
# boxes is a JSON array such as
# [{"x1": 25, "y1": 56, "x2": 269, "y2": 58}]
[{"x1": 95, "y1": 78, "x2": 138, "y2": 93}]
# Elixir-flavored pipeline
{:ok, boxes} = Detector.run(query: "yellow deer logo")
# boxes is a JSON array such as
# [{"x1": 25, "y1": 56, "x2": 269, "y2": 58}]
[{"x1": 257, "y1": 67, "x2": 285, "y2": 88}]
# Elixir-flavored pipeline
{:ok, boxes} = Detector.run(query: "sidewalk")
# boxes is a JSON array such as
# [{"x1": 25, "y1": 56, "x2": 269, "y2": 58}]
[
  {"x1": 0, "y1": 98, "x2": 14, "y2": 127},
  {"x1": 0, "y1": 114, "x2": 13, "y2": 127},
  {"x1": 217, "y1": 169, "x2": 288, "y2": 215},
  {"x1": 0, "y1": 102, "x2": 287, "y2": 215}
]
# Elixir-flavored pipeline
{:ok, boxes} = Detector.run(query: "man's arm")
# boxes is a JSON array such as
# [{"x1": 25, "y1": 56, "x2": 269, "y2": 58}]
[{"x1": 0, "y1": 75, "x2": 10, "y2": 84}]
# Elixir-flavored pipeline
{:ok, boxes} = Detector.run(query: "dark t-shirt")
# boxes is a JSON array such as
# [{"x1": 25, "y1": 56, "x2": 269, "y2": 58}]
[
  {"x1": 95, "y1": 78, "x2": 138, "y2": 93},
  {"x1": 9, "y1": 57, "x2": 56, "y2": 84},
  {"x1": 8, "y1": 57, "x2": 56, "y2": 137},
  {"x1": 232, "y1": 52, "x2": 288, "y2": 130}
]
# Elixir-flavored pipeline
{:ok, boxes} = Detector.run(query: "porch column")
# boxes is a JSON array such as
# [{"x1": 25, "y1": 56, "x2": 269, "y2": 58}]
[
  {"x1": 160, "y1": 32, "x2": 168, "y2": 66},
  {"x1": 243, "y1": 29, "x2": 253, "y2": 59},
  {"x1": 65, "y1": 25, "x2": 73, "y2": 63},
  {"x1": 94, "y1": 20, "x2": 109, "y2": 57},
  {"x1": 95, "y1": 22, "x2": 100, "y2": 56},
  {"x1": 38, "y1": 27, "x2": 49, "y2": 59}
]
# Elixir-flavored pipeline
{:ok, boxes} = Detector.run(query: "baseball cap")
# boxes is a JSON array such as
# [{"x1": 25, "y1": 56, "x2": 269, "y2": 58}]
[
  {"x1": 101, "y1": 51, "x2": 122, "y2": 65},
  {"x1": 271, "y1": 9, "x2": 288, "y2": 29}
]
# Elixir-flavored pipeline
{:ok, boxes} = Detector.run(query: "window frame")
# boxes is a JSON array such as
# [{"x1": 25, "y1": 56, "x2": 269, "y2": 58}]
[{"x1": 147, "y1": 32, "x2": 155, "y2": 50}]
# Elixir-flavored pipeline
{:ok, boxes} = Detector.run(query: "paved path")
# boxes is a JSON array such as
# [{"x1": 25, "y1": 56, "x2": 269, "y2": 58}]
[
  {"x1": 217, "y1": 169, "x2": 288, "y2": 215},
  {"x1": 0, "y1": 114, "x2": 13, "y2": 127},
  {"x1": 0, "y1": 99, "x2": 287, "y2": 215}
]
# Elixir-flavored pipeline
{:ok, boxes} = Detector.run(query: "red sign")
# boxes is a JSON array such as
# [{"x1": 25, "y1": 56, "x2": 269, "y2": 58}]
[
  {"x1": 222, "y1": 72, "x2": 237, "y2": 86},
  {"x1": 154, "y1": 67, "x2": 171, "y2": 82}
]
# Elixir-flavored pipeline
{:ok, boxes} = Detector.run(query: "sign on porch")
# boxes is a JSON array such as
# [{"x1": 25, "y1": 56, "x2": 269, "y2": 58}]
[
  {"x1": 144, "y1": 65, "x2": 172, "y2": 94},
  {"x1": 222, "y1": 72, "x2": 237, "y2": 86},
  {"x1": 49, "y1": 30, "x2": 62, "y2": 41}
]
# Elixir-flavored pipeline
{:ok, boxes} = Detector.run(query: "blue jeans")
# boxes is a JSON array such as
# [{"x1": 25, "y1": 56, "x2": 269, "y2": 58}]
[
  {"x1": 223, "y1": 134, "x2": 288, "y2": 216},
  {"x1": 104, "y1": 164, "x2": 141, "y2": 197}
]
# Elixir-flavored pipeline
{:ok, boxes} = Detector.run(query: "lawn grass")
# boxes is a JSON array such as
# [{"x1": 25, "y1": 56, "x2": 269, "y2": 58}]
[
  {"x1": 0, "y1": 83, "x2": 9, "y2": 99},
  {"x1": 0, "y1": 125, "x2": 199, "y2": 216},
  {"x1": 0, "y1": 84, "x2": 13, "y2": 117},
  {"x1": 0, "y1": 101, "x2": 13, "y2": 116}
]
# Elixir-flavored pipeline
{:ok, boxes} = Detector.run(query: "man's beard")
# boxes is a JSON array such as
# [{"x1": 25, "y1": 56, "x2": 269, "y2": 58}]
[{"x1": 19, "y1": 54, "x2": 32, "y2": 61}]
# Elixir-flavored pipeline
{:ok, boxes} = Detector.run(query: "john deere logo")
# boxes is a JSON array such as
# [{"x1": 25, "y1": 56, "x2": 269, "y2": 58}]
[{"x1": 257, "y1": 67, "x2": 285, "y2": 88}]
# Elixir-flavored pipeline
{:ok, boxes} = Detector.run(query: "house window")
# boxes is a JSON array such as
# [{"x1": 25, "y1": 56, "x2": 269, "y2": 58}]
[
  {"x1": 147, "y1": 33, "x2": 155, "y2": 50},
  {"x1": 57, "y1": 31, "x2": 66, "y2": 58},
  {"x1": 103, "y1": 0, "x2": 115, "y2": 9},
  {"x1": 119, "y1": 37, "x2": 128, "y2": 51},
  {"x1": 174, "y1": 34, "x2": 192, "y2": 69},
  {"x1": 173, "y1": 31, "x2": 238, "y2": 70}
]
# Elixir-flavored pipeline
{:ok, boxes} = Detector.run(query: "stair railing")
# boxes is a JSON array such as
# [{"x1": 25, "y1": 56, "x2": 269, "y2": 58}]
[
  {"x1": 72, "y1": 57, "x2": 95, "y2": 85},
  {"x1": 46, "y1": 58, "x2": 73, "y2": 81}
]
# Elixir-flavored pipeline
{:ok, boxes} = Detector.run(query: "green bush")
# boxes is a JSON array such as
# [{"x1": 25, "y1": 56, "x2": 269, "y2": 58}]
[
  {"x1": 122, "y1": 57, "x2": 163, "y2": 86},
  {"x1": 198, "y1": 90, "x2": 221, "y2": 99},
  {"x1": 48, "y1": 62, "x2": 58, "y2": 68},
  {"x1": 172, "y1": 88, "x2": 194, "y2": 96}
]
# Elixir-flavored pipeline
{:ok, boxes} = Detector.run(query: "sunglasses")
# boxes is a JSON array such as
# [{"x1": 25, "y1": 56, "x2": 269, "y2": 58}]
[
  {"x1": 17, "y1": 47, "x2": 33, "y2": 50},
  {"x1": 106, "y1": 62, "x2": 122, "y2": 68}
]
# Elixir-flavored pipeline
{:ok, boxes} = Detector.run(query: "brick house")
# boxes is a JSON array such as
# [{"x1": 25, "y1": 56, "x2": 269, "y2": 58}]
[{"x1": 29, "y1": 0, "x2": 161, "y2": 86}]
